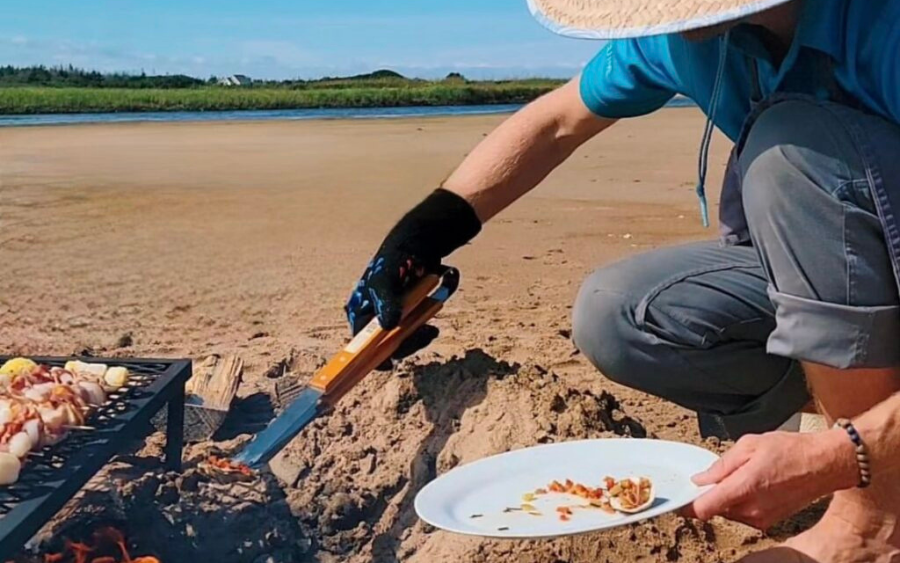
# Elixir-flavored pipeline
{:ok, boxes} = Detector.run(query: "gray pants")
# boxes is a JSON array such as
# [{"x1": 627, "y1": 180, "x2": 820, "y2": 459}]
[{"x1": 573, "y1": 100, "x2": 900, "y2": 439}]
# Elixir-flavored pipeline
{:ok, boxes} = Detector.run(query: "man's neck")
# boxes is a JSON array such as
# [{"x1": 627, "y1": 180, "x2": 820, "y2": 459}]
[{"x1": 751, "y1": 0, "x2": 804, "y2": 59}]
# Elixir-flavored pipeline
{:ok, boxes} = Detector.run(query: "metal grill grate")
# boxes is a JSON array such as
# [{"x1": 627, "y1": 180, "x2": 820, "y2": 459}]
[{"x1": 0, "y1": 356, "x2": 191, "y2": 559}]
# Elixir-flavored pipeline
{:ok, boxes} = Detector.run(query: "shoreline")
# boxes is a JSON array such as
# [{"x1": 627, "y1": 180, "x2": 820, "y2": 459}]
[
  {"x1": 0, "y1": 104, "x2": 524, "y2": 129},
  {"x1": 0, "y1": 98, "x2": 697, "y2": 129}
]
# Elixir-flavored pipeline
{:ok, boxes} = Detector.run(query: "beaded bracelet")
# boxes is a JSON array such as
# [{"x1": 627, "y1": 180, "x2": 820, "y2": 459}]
[{"x1": 834, "y1": 418, "x2": 872, "y2": 488}]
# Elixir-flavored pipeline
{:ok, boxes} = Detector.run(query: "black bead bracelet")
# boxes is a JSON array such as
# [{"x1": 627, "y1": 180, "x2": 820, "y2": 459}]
[{"x1": 835, "y1": 418, "x2": 872, "y2": 488}]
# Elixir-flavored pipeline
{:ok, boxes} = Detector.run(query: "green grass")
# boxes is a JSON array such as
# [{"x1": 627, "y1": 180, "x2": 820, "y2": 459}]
[{"x1": 0, "y1": 82, "x2": 563, "y2": 114}]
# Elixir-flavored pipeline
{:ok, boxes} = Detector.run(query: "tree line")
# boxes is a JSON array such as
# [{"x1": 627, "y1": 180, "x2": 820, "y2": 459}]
[
  {"x1": 0, "y1": 65, "x2": 207, "y2": 88},
  {"x1": 0, "y1": 66, "x2": 562, "y2": 91}
]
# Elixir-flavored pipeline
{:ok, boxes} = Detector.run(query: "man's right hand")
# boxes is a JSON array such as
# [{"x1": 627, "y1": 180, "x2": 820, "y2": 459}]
[
  {"x1": 344, "y1": 249, "x2": 441, "y2": 368},
  {"x1": 344, "y1": 246, "x2": 432, "y2": 335},
  {"x1": 344, "y1": 188, "x2": 481, "y2": 360}
]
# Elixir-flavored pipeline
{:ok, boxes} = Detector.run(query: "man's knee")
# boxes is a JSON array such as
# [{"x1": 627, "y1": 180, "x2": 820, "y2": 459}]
[
  {"x1": 572, "y1": 265, "x2": 644, "y2": 386},
  {"x1": 739, "y1": 100, "x2": 865, "y2": 224}
]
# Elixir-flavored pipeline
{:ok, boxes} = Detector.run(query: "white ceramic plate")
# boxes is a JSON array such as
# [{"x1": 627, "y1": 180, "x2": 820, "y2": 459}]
[{"x1": 415, "y1": 439, "x2": 718, "y2": 539}]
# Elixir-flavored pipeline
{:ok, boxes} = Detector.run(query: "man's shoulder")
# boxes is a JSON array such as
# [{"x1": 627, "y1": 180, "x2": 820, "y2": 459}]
[
  {"x1": 607, "y1": 33, "x2": 699, "y2": 63},
  {"x1": 601, "y1": 33, "x2": 713, "y2": 82},
  {"x1": 579, "y1": 34, "x2": 695, "y2": 118}
]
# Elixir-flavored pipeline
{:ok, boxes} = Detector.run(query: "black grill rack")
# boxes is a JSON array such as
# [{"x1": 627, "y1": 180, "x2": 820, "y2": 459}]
[{"x1": 0, "y1": 356, "x2": 190, "y2": 559}]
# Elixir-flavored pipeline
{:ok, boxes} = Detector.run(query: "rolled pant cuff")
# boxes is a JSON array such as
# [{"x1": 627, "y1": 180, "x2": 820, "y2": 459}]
[{"x1": 767, "y1": 287, "x2": 900, "y2": 369}]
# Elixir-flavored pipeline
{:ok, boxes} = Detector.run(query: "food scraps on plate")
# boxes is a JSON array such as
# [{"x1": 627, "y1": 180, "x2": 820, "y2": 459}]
[{"x1": 473, "y1": 475, "x2": 655, "y2": 529}]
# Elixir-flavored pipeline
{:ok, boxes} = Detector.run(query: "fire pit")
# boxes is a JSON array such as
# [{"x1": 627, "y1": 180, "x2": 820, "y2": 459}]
[
  {"x1": 0, "y1": 356, "x2": 191, "y2": 559},
  {"x1": 41, "y1": 526, "x2": 159, "y2": 563}
]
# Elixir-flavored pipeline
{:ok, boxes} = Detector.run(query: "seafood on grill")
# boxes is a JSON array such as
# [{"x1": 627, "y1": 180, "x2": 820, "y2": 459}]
[
  {"x1": 0, "y1": 358, "x2": 132, "y2": 484},
  {"x1": 64, "y1": 360, "x2": 130, "y2": 390},
  {"x1": 0, "y1": 359, "x2": 130, "y2": 396}
]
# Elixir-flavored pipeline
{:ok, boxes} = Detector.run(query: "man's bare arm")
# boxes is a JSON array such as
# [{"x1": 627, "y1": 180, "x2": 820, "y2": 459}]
[
  {"x1": 442, "y1": 76, "x2": 616, "y2": 222},
  {"x1": 344, "y1": 76, "x2": 613, "y2": 331}
]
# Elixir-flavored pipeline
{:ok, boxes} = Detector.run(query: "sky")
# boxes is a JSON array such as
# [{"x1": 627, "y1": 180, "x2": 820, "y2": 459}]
[{"x1": 0, "y1": 1, "x2": 604, "y2": 80}]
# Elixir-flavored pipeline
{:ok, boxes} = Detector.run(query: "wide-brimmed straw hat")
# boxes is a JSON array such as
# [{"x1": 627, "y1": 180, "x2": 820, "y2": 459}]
[{"x1": 527, "y1": 0, "x2": 793, "y2": 39}]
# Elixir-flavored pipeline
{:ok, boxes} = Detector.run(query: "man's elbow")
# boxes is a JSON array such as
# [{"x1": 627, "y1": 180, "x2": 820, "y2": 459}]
[{"x1": 538, "y1": 77, "x2": 616, "y2": 145}]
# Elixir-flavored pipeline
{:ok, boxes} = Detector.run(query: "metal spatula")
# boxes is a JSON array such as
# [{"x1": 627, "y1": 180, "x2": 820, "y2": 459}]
[{"x1": 232, "y1": 267, "x2": 459, "y2": 469}]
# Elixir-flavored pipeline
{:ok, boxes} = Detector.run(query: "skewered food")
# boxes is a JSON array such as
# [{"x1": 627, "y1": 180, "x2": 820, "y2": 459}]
[
  {"x1": 65, "y1": 360, "x2": 130, "y2": 391},
  {"x1": 0, "y1": 358, "x2": 132, "y2": 484},
  {"x1": 64, "y1": 360, "x2": 107, "y2": 380}
]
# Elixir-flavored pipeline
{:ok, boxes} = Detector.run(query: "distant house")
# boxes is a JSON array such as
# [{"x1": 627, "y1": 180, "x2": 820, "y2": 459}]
[{"x1": 218, "y1": 74, "x2": 252, "y2": 87}]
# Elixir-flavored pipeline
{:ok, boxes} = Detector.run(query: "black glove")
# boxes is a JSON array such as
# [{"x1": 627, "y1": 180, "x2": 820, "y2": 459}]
[{"x1": 345, "y1": 188, "x2": 481, "y2": 361}]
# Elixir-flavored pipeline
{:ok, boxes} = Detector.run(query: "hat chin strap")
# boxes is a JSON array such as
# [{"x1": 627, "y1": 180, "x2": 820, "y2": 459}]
[{"x1": 695, "y1": 29, "x2": 732, "y2": 228}]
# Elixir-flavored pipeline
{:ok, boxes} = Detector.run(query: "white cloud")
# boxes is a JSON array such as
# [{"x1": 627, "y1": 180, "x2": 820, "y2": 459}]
[
  {"x1": 237, "y1": 40, "x2": 319, "y2": 68},
  {"x1": 0, "y1": 35, "x2": 218, "y2": 76}
]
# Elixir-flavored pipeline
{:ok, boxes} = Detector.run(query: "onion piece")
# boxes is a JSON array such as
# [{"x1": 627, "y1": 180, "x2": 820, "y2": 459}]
[
  {"x1": 0, "y1": 452, "x2": 21, "y2": 485},
  {"x1": 39, "y1": 405, "x2": 67, "y2": 432},
  {"x1": 8, "y1": 432, "x2": 32, "y2": 458},
  {"x1": 77, "y1": 381, "x2": 106, "y2": 406},
  {"x1": 0, "y1": 403, "x2": 13, "y2": 426},
  {"x1": 23, "y1": 386, "x2": 50, "y2": 404},
  {"x1": 23, "y1": 418, "x2": 42, "y2": 447},
  {"x1": 68, "y1": 361, "x2": 107, "y2": 379},
  {"x1": 64, "y1": 403, "x2": 85, "y2": 426}
]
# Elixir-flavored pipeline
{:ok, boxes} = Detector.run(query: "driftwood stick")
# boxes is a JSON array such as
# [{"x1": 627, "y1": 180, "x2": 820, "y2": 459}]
[{"x1": 186, "y1": 354, "x2": 243, "y2": 411}]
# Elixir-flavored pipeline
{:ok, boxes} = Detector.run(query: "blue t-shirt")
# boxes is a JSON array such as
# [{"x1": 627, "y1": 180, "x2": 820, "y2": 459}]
[{"x1": 579, "y1": 0, "x2": 900, "y2": 141}]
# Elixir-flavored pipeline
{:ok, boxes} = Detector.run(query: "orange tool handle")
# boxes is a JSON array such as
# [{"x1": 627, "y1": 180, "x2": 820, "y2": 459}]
[
  {"x1": 308, "y1": 273, "x2": 442, "y2": 394},
  {"x1": 323, "y1": 295, "x2": 444, "y2": 405}
]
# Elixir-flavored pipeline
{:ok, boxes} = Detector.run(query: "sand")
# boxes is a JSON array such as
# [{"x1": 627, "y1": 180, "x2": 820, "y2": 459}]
[{"x1": 0, "y1": 110, "x2": 813, "y2": 562}]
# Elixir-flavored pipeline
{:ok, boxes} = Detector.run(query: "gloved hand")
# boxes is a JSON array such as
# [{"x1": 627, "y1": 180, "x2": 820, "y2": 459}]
[{"x1": 345, "y1": 188, "x2": 481, "y2": 365}]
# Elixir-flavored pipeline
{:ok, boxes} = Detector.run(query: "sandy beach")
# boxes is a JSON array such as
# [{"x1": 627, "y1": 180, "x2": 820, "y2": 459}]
[{"x1": 0, "y1": 109, "x2": 811, "y2": 561}]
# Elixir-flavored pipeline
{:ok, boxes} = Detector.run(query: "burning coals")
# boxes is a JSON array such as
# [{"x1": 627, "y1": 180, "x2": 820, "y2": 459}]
[
  {"x1": 7, "y1": 437, "x2": 304, "y2": 563},
  {"x1": 39, "y1": 527, "x2": 158, "y2": 563}
]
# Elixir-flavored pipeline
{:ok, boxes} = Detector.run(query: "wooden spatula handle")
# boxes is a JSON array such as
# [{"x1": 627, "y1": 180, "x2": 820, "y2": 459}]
[
  {"x1": 309, "y1": 273, "x2": 441, "y2": 393},
  {"x1": 323, "y1": 296, "x2": 444, "y2": 405}
]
